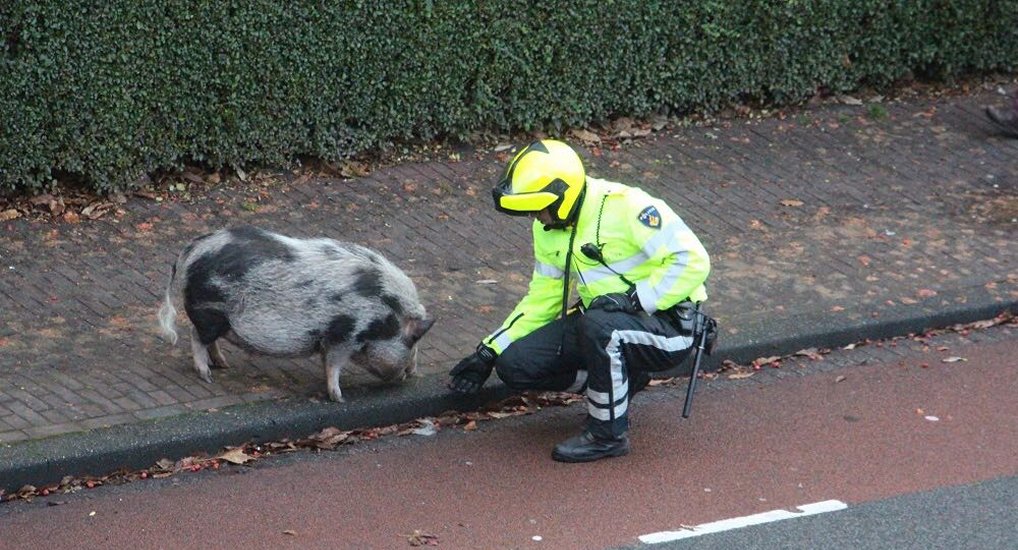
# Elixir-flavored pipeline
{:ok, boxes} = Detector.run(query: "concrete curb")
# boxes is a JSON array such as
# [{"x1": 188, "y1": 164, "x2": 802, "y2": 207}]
[{"x1": 2, "y1": 292, "x2": 1014, "y2": 494}]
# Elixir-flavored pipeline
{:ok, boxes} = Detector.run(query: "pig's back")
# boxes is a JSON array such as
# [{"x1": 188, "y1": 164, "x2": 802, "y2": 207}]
[{"x1": 222, "y1": 237, "x2": 402, "y2": 356}]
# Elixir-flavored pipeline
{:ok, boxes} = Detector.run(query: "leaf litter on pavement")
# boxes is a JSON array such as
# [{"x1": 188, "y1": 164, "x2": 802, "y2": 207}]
[
  {"x1": 1, "y1": 392, "x2": 582, "y2": 503},
  {"x1": 2, "y1": 312, "x2": 1012, "y2": 504},
  {"x1": 666, "y1": 311, "x2": 1015, "y2": 382}
]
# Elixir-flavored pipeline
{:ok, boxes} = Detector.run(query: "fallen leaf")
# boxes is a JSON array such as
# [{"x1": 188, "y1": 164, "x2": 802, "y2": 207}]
[
  {"x1": 794, "y1": 348, "x2": 824, "y2": 360},
  {"x1": 857, "y1": 255, "x2": 871, "y2": 267},
  {"x1": 569, "y1": 128, "x2": 601, "y2": 144},
  {"x1": 751, "y1": 356, "x2": 781, "y2": 368},
  {"x1": 941, "y1": 356, "x2": 967, "y2": 363},
  {"x1": 411, "y1": 420, "x2": 437, "y2": 436},
  {"x1": 342, "y1": 162, "x2": 371, "y2": 178},
  {"x1": 29, "y1": 193, "x2": 54, "y2": 206},
  {"x1": 835, "y1": 375, "x2": 847, "y2": 383},
  {"x1": 727, "y1": 372, "x2": 755, "y2": 380},
  {"x1": 463, "y1": 420, "x2": 478, "y2": 431},
  {"x1": 218, "y1": 448, "x2": 255, "y2": 465},
  {"x1": 0, "y1": 209, "x2": 21, "y2": 221},
  {"x1": 916, "y1": 289, "x2": 937, "y2": 298},
  {"x1": 308, "y1": 426, "x2": 352, "y2": 449},
  {"x1": 779, "y1": 199, "x2": 804, "y2": 207},
  {"x1": 966, "y1": 319, "x2": 997, "y2": 330},
  {"x1": 282, "y1": 530, "x2": 297, "y2": 536},
  {"x1": 407, "y1": 530, "x2": 439, "y2": 547}
]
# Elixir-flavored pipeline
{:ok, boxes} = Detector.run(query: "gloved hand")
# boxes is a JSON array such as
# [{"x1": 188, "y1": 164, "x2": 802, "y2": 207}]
[
  {"x1": 588, "y1": 287, "x2": 641, "y2": 314},
  {"x1": 448, "y1": 344, "x2": 497, "y2": 394}
]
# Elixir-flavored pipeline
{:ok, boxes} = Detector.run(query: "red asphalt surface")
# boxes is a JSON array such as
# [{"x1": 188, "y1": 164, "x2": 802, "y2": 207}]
[{"x1": 1, "y1": 333, "x2": 1016, "y2": 549}]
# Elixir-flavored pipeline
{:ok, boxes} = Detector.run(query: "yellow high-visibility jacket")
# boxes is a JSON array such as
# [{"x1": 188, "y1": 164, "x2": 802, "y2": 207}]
[{"x1": 484, "y1": 177, "x2": 710, "y2": 354}]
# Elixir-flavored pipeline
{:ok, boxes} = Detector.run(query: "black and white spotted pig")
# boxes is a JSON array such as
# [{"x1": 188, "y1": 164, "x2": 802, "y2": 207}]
[{"x1": 158, "y1": 226, "x2": 434, "y2": 402}]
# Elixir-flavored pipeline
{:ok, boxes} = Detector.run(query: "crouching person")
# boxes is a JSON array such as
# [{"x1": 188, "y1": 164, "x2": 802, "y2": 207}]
[
  {"x1": 448, "y1": 140, "x2": 711, "y2": 462},
  {"x1": 159, "y1": 226, "x2": 434, "y2": 402}
]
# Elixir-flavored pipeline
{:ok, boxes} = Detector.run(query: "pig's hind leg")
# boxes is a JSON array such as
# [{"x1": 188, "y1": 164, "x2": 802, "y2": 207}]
[
  {"x1": 189, "y1": 326, "x2": 215, "y2": 383},
  {"x1": 186, "y1": 308, "x2": 231, "y2": 383},
  {"x1": 209, "y1": 340, "x2": 231, "y2": 369}
]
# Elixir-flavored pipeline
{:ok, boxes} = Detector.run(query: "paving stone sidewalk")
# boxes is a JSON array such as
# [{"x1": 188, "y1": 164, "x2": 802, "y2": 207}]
[{"x1": 1, "y1": 88, "x2": 1016, "y2": 489}]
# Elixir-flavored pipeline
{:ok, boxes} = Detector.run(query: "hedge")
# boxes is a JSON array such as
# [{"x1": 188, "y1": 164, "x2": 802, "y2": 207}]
[{"x1": 2, "y1": 1, "x2": 1016, "y2": 194}]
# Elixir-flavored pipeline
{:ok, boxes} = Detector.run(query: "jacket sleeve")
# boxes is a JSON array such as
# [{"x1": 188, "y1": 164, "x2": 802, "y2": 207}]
[
  {"x1": 628, "y1": 194, "x2": 711, "y2": 314},
  {"x1": 482, "y1": 223, "x2": 565, "y2": 354}
]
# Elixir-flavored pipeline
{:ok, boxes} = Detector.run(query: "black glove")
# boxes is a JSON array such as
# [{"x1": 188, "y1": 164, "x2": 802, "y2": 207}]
[
  {"x1": 448, "y1": 344, "x2": 497, "y2": 394},
  {"x1": 588, "y1": 287, "x2": 641, "y2": 314}
]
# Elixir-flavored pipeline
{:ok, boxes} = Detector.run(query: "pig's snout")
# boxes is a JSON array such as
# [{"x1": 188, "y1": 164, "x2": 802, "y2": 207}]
[{"x1": 366, "y1": 363, "x2": 407, "y2": 383}]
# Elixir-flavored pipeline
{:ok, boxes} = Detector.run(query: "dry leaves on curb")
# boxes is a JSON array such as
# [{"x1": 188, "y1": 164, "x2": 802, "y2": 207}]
[{"x1": 2, "y1": 391, "x2": 589, "y2": 503}]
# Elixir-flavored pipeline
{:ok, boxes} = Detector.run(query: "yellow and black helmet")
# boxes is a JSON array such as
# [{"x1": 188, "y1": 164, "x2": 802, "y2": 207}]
[{"x1": 492, "y1": 140, "x2": 585, "y2": 224}]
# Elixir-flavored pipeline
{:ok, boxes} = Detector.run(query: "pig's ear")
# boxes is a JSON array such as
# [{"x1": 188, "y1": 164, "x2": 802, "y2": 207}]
[{"x1": 403, "y1": 317, "x2": 435, "y2": 345}]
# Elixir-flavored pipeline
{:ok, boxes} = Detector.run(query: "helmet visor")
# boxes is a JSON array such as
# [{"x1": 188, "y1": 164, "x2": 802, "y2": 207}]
[{"x1": 496, "y1": 191, "x2": 558, "y2": 214}]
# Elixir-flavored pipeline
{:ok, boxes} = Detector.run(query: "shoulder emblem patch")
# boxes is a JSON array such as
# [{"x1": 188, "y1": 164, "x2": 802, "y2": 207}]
[{"x1": 638, "y1": 206, "x2": 661, "y2": 229}]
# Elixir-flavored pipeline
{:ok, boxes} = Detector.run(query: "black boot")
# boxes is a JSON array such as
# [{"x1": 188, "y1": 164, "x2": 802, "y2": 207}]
[
  {"x1": 552, "y1": 431, "x2": 630, "y2": 463},
  {"x1": 985, "y1": 106, "x2": 1018, "y2": 137}
]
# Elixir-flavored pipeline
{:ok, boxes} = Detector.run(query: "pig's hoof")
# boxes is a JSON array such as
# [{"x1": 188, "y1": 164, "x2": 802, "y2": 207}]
[
  {"x1": 328, "y1": 390, "x2": 345, "y2": 403},
  {"x1": 199, "y1": 372, "x2": 214, "y2": 384}
]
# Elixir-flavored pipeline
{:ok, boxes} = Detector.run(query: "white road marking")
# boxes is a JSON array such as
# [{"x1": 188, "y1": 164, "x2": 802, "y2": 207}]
[{"x1": 638, "y1": 499, "x2": 848, "y2": 544}]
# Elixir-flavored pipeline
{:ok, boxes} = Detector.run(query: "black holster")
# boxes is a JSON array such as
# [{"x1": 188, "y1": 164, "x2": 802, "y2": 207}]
[{"x1": 663, "y1": 301, "x2": 718, "y2": 355}]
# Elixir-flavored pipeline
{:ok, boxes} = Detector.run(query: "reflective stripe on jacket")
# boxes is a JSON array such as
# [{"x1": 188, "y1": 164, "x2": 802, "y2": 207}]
[{"x1": 484, "y1": 177, "x2": 710, "y2": 354}]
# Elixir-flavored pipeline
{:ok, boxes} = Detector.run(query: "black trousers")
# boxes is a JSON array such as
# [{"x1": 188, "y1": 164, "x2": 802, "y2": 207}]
[{"x1": 495, "y1": 307, "x2": 694, "y2": 438}]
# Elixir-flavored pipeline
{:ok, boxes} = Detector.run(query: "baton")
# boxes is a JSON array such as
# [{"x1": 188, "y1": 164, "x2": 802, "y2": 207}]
[{"x1": 682, "y1": 303, "x2": 708, "y2": 419}]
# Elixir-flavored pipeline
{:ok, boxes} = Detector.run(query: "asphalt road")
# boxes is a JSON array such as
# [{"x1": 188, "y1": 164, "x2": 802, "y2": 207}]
[
  {"x1": 1, "y1": 324, "x2": 1015, "y2": 550},
  {"x1": 613, "y1": 475, "x2": 1017, "y2": 550}
]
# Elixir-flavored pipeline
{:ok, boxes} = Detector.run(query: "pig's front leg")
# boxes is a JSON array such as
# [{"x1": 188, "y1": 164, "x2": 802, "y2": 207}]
[
  {"x1": 322, "y1": 346, "x2": 354, "y2": 402},
  {"x1": 189, "y1": 326, "x2": 214, "y2": 383},
  {"x1": 405, "y1": 346, "x2": 421, "y2": 378}
]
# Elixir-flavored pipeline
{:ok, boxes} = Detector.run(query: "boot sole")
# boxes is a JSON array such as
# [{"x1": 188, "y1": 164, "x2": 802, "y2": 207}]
[{"x1": 551, "y1": 444, "x2": 631, "y2": 463}]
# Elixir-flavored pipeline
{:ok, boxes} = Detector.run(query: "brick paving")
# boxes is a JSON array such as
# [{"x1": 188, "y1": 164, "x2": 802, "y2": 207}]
[{"x1": 0, "y1": 89, "x2": 1016, "y2": 449}]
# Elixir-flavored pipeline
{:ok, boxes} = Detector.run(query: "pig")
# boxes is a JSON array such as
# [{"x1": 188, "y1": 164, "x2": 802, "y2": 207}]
[{"x1": 157, "y1": 225, "x2": 434, "y2": 402}]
